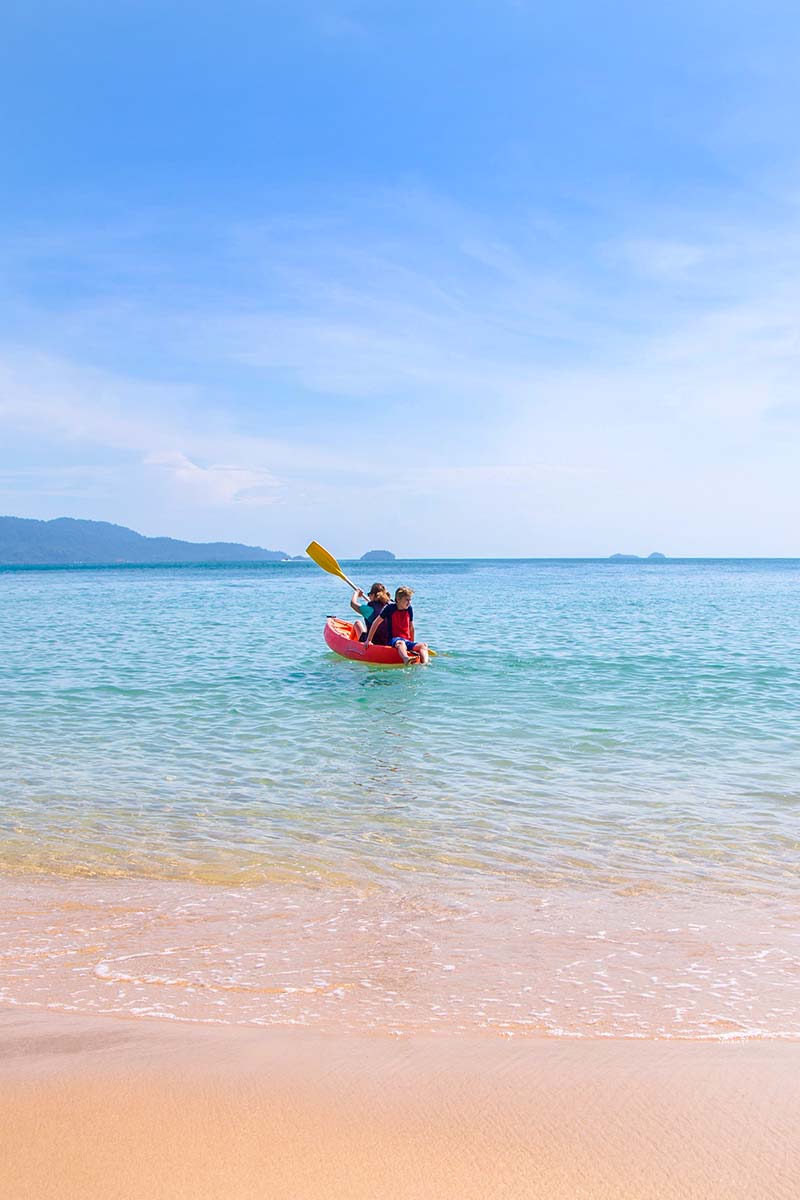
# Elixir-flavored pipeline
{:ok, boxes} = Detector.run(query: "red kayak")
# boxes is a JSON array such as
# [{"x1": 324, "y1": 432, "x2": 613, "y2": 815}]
[{"x1": 323, "y1": 617, "x2": 419, "y2": 665}]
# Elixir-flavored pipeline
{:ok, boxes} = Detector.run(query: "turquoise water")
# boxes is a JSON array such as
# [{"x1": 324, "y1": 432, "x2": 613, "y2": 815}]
[{"x1": 1, "y1": 558, "x2": 799, "y2": 897}]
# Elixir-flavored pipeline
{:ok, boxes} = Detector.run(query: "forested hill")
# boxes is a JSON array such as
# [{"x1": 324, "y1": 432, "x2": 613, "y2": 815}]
[{"x1": 0, "y1": 517, "x2": 289, "y2": 565}]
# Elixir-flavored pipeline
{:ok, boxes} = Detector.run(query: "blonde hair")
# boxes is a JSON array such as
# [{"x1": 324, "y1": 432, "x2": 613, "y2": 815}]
[{"x1": 395, "y1": 586, "x2": 414, "y2": 602}]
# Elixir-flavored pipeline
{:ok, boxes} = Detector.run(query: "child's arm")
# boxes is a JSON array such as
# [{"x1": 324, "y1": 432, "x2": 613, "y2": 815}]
[
  {"x1": 409, "y1": 622, "x2": 416, "y2": 641},
  {"x1": 365, "y1": 616, "x2": 383, "y2": 646},
  {"x1": 350, "y1": 588, "x2": 366, "y2": 614}
]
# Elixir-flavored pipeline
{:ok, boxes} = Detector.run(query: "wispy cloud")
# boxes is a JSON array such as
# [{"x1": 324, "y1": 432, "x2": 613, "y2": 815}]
[
  {"x1": 144, "y1": 451, "x2": 282, "y2": 507},
  {"x1": 2, "y1": 183, "x2": 800, "y2": 551},
  {"x1": 0, "y1": 345, "x2": 355, "y2": 472}
]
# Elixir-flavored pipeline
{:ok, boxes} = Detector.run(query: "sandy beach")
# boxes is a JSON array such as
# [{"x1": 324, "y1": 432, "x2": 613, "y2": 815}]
[
  {"x1": 5, "y1": 0, "x2": 800, "y2": 1186},
  {"x1": 1, "y1": 1008, "x2": 798, "y2": 1200}
]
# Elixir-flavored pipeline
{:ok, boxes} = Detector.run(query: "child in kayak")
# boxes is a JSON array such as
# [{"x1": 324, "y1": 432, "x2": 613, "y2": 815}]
[
  {"x1": 350, "y1": 582, "x2": 391, "y2": 644},
  {"x1": 365, "y1": 586, "x2": 429, "y2": 664}
]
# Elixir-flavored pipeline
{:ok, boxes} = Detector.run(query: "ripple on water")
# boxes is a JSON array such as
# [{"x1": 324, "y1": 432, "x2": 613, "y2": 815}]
[{"x1": 1, "y1": 559, "x2": 800, "y2": 1035}]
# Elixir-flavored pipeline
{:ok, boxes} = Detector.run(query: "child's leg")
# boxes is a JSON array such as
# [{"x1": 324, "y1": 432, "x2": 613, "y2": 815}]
[
  {"x1": 394, "y1": 639, "x2": 411, "y2": 663},
  {"x1": 414, "y1": 642, "x2": 430, "y2": 664}
]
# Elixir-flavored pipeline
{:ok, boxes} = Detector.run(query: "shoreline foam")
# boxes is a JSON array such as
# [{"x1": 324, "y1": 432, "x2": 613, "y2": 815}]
[{"x1": 3, "y1": 873, "x2": 798, "y2": 1041}]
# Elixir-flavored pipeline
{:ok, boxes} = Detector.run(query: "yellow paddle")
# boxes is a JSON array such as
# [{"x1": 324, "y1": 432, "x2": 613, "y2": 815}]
[
  {"x1": 305, "y1": 540, "x2": 437, "y2": 657},
  {"x1": 306, "y1": 540, "x2": 363, "y2": 592}
]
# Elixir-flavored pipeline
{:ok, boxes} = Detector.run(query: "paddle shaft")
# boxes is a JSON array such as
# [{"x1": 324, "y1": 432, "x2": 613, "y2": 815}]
[{"x1": 339, "y1": 569, "x2": 361, "y2": 592}]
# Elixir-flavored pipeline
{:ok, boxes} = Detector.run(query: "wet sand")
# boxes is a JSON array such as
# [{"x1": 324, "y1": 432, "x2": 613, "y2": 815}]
[{"x1": 1, "y1": 1009, "x2": 798, "y2": 1199}]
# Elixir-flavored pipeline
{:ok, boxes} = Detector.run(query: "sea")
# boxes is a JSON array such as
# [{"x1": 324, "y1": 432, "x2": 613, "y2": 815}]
[{"x1": 1, "y1": 558, "x2": 798, "y2": 1039}]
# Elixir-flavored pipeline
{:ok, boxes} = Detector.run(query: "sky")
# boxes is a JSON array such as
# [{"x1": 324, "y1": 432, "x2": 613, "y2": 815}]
[{"x1": 2, "y1": 0, "x2": 800, "y2": 556}]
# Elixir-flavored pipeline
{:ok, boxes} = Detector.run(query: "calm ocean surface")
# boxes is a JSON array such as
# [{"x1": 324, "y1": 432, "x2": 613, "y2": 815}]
[{"x1": 1, "y1": 558, "x2": 799, "y2": 1038}]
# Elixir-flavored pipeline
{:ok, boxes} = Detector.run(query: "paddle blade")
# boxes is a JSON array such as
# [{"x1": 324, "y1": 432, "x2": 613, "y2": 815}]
[
  {"x1": 306, "y1": 540, "x2": 363, "y2": 592},
  {"x1": 306, "y1": 540, "x2": 347, "y2": 581}
]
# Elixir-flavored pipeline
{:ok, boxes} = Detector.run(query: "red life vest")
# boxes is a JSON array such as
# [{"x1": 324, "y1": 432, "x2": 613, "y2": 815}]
[{"x1": 381, "y1": 603, "x2": 413, "y2": 641}]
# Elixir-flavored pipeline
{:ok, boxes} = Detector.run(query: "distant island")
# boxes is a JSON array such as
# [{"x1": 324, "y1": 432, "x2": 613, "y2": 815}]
[
  {"x1": 609, "y1": 552, "x2": 667, "y2": 562},
  {"x1": 360, "y1": 549, "x2": 396, "y2": 562},
  {"x1": 0, "y1": 516, "x2": 289, "y2": 565}
]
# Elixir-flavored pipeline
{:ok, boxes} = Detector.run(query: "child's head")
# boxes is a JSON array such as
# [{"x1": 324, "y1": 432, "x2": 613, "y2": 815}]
[
  {"x1": 395, "y1": 586, "x2": 414, "y2": 610},
  {"x1": 368, "y1": 581, "x2": 390, "y2": 603}
]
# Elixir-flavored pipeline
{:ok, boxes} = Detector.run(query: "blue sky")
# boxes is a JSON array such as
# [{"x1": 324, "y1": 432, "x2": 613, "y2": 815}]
[{"x1": 2, "y1": 0, "x2": 800, "y2": 555}]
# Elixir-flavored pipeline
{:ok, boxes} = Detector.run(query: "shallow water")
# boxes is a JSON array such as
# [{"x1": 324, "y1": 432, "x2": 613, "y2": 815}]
[
  {"x1": 1, "y1": 559, "x2": 799, "y2": 1036},
  {"x1": 2, "y1": 875, "x2": 798, "y2": 1039}
]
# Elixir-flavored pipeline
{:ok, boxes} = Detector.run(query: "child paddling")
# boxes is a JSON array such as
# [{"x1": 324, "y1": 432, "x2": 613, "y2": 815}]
[{"x1": 350, "y1": 582, "x2": 391, "y2": 643}]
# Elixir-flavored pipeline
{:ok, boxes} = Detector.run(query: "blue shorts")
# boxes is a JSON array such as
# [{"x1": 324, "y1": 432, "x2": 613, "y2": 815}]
[{"x1": 391, "y1": 637, "x2": 416, "y2": 650}]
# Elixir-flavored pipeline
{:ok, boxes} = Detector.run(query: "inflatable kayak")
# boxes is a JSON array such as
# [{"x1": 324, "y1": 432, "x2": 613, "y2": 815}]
[{"x1": 323, "y1": 617, "x2": 419, "y2": 665}]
